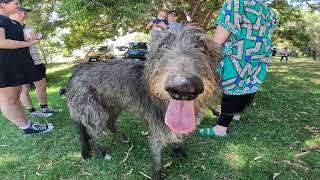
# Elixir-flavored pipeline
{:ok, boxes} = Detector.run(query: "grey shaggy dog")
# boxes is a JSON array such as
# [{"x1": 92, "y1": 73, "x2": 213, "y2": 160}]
[{"x1": 66, "y1": 24, "x2": 222, "y2": 179}]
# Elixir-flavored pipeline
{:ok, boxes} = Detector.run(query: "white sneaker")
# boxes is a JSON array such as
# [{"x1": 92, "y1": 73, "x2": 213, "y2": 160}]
[
  {"x1": 31, "y1": 111, "x2": 54, "y2": 118},
  {"x1": 42, "y1": 107, "x2": 63, "y2": 113}
]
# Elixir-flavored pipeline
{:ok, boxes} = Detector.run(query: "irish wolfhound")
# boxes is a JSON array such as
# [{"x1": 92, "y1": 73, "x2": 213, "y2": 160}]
[{"x1": 66, "y1": 24, "x2": 222, "y2": 179}]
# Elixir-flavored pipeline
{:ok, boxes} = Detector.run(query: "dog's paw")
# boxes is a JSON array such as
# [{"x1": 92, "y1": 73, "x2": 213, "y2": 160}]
[{"x1": 81, "y1": 151, "x2": 91, "y2": 160}]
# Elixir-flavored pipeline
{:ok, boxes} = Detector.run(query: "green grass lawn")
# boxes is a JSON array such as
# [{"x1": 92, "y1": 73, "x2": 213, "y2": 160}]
[{"x1": 0, "y1": 57, "x2": 319, "y2": 180}]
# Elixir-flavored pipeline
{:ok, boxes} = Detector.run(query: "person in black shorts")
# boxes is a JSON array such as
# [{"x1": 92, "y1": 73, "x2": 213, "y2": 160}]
[
  {"x1": 10, "y1": 7, "x2": 62, "y2": 118},
  {"x1": 0, "y1": 0, "x2": 54, "y2": 134}
]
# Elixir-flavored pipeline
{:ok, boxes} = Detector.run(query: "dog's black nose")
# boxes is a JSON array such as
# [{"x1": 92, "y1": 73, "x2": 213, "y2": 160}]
[{"x1": 165, "y1": 75, "x2": 204, "y2": 100}]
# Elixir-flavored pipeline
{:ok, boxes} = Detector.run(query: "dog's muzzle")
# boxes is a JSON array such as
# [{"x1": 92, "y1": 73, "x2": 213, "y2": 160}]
[{"x1": 165, "y1": 75, "x2": 204, "y2": 101}]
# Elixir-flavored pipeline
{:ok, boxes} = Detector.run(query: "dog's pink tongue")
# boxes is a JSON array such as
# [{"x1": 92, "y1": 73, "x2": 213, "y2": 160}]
[{"x1": 165, "y1": 99, "x2": 195, "y2": 134}]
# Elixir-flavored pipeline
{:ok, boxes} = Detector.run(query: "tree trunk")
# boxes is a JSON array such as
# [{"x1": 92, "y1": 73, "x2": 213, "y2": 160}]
[
  {"x1": 191, "y1": 0, "x2": 202, "y2": 20},
  {"x1": 203, "y1": 9, "x2": 215, "y2": 30}
]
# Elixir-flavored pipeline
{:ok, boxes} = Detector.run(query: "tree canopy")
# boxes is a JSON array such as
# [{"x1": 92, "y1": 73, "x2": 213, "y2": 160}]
[{"x1": 22, "y1": 0, "x2": 320, "y2": 57}]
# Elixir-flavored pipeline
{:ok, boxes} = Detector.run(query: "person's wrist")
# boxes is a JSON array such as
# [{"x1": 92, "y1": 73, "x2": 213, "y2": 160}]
[
  {"x1": 27, "y1": 41, "x2": 36, "y2": 46},
  {"x1": 25, "y1": 41, "x2": 32, "y2": 46}
]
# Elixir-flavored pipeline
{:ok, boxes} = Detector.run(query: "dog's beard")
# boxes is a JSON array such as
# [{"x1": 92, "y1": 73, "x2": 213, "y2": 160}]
[{"x1": 148, "y1": 71, "x2": 216, "y2": 134}]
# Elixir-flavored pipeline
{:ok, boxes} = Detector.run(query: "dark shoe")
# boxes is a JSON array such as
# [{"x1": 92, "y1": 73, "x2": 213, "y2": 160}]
[{"x1": 23, "y1": 122, "x2": 54, "y2": 134}]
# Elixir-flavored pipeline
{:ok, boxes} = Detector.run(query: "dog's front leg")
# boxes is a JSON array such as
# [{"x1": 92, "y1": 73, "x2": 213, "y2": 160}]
[{"x1": 149, "y1": 133, "x2": 163, "y2": 180}]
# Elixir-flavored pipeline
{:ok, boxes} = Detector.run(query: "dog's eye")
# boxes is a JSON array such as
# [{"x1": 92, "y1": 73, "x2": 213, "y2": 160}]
[{"x1": 195, "y1": 44, "x2": 206, "y2": 50}]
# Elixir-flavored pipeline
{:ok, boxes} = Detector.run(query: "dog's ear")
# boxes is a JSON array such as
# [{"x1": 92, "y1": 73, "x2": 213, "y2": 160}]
[
  {"x1": 183, "y1": 24, "x2": 223, "y2": 64},
  {"x1": 198, "y1": 35, "x2": 222, "y2": 83}
]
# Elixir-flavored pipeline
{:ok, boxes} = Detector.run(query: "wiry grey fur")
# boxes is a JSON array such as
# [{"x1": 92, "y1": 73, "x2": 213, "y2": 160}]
[{"x1": 66, "y1": 24, "x2": 222, "y2": 180}]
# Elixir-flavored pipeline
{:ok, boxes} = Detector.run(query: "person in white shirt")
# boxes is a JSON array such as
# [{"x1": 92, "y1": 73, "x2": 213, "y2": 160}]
[
  {"x1": 280, "y1": 47, "x2": 289, "y2": 63},
  {"x1": 10, "y1": 7, "x2": 61, "y2": 118}
]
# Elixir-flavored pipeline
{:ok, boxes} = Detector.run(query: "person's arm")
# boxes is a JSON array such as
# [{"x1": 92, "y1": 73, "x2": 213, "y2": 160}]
[
  {"x1": 0, "y1": 28, "x2": 40, "y2": 49},
  {"x1": 213, "y1": 25, "x2": 231, "y2": 46},
  {"x1": 157, "y1": 22, "x2": 167, "y2": 30},
  {"x1": 146, "y1": 22, "x2": 154, "y2": 29}
]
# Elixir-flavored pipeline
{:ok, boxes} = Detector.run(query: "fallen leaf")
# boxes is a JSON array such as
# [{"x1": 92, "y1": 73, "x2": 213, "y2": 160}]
[
  {"x1": 125, "y1": 169, "x2": 134, "y2": 176},
  {"x1": 282, "y1": 160, "x2": 309, "y2": 170},
  {"x1": 304, "y1": 125, "x2": 320, "y2": 134},
  {"x1": 141, "y1": 131, "x2": 149, "y2": 136},
  {"x1": 273, "y1": 173, "x2": 280, "y2": 179},
  {"x1": 253, "y1": 156, "x2": 263, "y2": 161},
  {"x1": 302, "y1": 145, "x2": 320, "y2": 152},
  {"x1": 163, "y1": 161, "x2": 172, "y2": 169},
  {"x1": 294, "y1": 151, "x2": 310, "y2": 158},
  {"x1": 300, "y1": 112, "x2": 309, "y2": 115},
  {"x1": 139, "y1": 171, "x2": 151, "y2": 179},
  {"x1": 292, "y1": 141, "x2": 302, "y2": 145},
  {"x1": 80, "y1": 172, "x2": 92, "y2": 176},
  {"x1": 179, "y1": 175, "x2": 190, "y2": 180},
  {"x1": 36, "y1": 172, "x2": 43, "y2": 176}
]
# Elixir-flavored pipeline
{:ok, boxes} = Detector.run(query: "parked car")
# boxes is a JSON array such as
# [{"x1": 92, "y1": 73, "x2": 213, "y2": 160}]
[
  {"x1": 124, "y1": 42, "x2": 148, "y2": 60},
  {"x1": 113, "y1": 46, "x2": 128, "y2": 57},
  {"x1": 84, "y1": 46, "x2": 114, "y2": 62}
]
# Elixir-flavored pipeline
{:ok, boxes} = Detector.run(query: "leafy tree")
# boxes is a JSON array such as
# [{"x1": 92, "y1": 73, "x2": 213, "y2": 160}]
[
  {"x1": 302, "y1": 10, "x2": 320, "y2": 60},
  {"x1": 270, "y1": 0, "x2": 312, "y2": 55},
  {"x1": 22, "y1": 0, "x2": 319, "y2": 58},
  {"x1": 22, "y1": 0, "x2": 225, "y2": 50}
]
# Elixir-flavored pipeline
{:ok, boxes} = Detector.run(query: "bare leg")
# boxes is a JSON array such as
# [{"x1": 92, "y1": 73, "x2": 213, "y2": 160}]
[
  {"x1": 0, "y1": 86, "x2": 29, "y2": 127},
  {"x1": 149, "y1": 133, "x2": 164, "y2": 180},
  {"x1": 33, "y1": 78, "x2": 47, "y2": 106},
  {"x1": 19, "y1": 84, "x2": 34, "y2": 109}
]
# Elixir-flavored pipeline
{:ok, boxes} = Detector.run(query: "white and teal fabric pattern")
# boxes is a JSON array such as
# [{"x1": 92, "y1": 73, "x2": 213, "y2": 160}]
[{"x1": 216, "y1": 0, "x2": 280, "y2": 95}]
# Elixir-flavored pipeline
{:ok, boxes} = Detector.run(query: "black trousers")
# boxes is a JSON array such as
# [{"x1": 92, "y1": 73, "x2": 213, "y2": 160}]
[
  {"x1": 280, "y1": 56, "x2": 288, "y2": 62},
  {"x1": 218, "y1": 93, "x2": 256, "y2": 127}
]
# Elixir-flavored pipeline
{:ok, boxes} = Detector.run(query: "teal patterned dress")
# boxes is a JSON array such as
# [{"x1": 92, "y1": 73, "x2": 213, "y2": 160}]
[{"x1": 216, "y1": 0, "x2": 279, "y2": 95}]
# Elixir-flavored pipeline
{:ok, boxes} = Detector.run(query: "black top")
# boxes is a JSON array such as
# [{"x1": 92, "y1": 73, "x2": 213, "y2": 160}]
[
  {"x1": 0, "y1": 15, "x2": 42, "y2": 88},
  {"x1": 153, "y1": 18, "x2": 169, "y2": 25},
  {"x1": 0, "y1": 15, "x2": 29, "y2": 54}
]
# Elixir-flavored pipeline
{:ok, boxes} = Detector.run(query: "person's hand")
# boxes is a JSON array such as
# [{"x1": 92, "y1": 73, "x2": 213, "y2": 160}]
[
  {"x1": 158, "y1": 22, "x2": 167, "y2": 30},
  {"x1": 24, "y1": 32, "x2": 37, "y2": 42},
  {"x1": 28, "y1": 39, "x2": 41, "y2": 46},
  {"x1": 146, "y1": 22, "x2": 154, "y2": 29}
]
